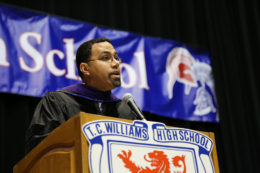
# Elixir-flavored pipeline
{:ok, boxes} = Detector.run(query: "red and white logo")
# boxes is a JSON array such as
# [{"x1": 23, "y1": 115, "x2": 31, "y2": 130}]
[
  {"x1": 166, "y1": 47, "x2": 217, "y2": 117},
  {"x1": 166, "y1": 47, "x2": 198, "y2": 99}
]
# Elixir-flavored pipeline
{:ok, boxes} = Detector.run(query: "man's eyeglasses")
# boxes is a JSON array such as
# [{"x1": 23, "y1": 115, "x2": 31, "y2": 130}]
[{"x1": 86, "y1": 55, "x2": 122, "y2": 63}]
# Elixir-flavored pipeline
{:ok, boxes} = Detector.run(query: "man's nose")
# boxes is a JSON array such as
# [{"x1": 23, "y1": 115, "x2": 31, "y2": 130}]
[{"x1": 111, "y1": 58, "x2": 120, "y2": 68}]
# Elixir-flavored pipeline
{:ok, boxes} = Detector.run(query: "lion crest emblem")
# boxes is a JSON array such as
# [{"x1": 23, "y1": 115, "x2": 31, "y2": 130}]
[{"x1": 118, "y1": 150, "x2": 186, "y2": 173}]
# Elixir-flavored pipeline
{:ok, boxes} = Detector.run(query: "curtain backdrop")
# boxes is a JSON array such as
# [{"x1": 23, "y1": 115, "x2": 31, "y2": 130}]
[{"x1": 0, "y1": 0, "x2": 259, "y2": 172}]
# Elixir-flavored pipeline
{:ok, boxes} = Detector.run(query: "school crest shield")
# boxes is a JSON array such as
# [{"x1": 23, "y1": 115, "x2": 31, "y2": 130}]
[{"x1": 82, "y1": 120, "x2": 215, "y2": 173}]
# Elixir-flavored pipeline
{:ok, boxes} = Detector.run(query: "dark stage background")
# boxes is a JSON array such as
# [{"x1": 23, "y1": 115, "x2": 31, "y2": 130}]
[{"x1": 0, "y1": 0, "x2": 259, "y2": 172}]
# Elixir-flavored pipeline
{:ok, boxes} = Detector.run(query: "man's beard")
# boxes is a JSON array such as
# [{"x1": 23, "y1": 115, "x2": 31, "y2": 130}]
[
  {"x1": 111, "y1": 77, "x2": 121, "y2": 87},
  {"x1": 109, "y1": 70, "x2": 121, "y2": 88}
]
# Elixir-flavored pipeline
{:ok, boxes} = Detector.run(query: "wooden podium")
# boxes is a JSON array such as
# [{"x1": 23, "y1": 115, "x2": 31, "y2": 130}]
[{"x1": 13, "y1": 112, "x2": 219, "y2": 173}]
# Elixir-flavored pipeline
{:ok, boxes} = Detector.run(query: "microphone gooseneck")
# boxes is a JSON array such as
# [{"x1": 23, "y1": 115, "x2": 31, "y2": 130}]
[{"x1": 123, "y1": 93, "x2": 146, "y2": 120}]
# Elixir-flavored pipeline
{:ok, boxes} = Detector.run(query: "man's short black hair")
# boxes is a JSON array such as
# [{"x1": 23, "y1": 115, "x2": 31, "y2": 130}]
[{"x1": 76, "y1": 37, "x2": 111, "y2": 78}]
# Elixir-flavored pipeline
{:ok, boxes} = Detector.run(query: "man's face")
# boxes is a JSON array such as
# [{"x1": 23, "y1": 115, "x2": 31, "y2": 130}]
[{"x1": 86, "y1": 41, "x2": 121, "y2": 91}]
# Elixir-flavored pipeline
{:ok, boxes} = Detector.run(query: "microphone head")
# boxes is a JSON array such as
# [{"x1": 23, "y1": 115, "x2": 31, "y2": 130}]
[{"x1": 122, "y1": 93, "x2": 133, "y2": 103}]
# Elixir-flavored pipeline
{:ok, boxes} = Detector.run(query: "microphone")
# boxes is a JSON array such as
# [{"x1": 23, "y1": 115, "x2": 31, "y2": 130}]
[{"x1": 123, "y1": 93, "x2": 146, "y2": 120}]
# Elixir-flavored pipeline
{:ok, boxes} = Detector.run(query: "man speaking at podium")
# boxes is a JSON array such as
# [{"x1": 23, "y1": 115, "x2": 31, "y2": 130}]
[{"x1": 25, "y1": 37, "x2": 139, "y2": 153}]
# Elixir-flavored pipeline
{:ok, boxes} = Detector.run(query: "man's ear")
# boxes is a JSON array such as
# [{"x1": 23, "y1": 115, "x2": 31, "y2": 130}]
[{"x1": 80, "y1": 62, "x2": 90, "y2": 76}]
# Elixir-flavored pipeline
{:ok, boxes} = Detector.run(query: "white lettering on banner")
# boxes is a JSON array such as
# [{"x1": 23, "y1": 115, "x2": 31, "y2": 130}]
[
  {"x1": 19, "y1": 32, "x2": 44, "y2": 72},
  {"x1": 120, "y1": 63, "x2": 137, "y2": 88},
  {"x1": 134, "y1": 51, "x2": 149, "y2": 90},
  {"x1": 1, "y1": 32, "x2": 149, "y2": 88},
  {"x1": 0, "y1": 38, "x2": 10, "y2": 67},
  {"x1": 46, "y1": 49, "x2": 65, "y2": 76},
  {"x1": 63, "y1": 38, "x2": 78, "y2": 80}
]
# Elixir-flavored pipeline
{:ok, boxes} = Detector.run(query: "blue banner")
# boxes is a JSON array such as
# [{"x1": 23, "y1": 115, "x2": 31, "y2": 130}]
[{"x1": 0, "y1": 4, "x2": 218, "y2": 122}]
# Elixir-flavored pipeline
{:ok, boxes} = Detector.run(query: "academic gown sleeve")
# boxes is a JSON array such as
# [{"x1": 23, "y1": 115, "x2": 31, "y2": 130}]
[{"x1": 25, "y1": 92, "x2": 68, "y2": 153}]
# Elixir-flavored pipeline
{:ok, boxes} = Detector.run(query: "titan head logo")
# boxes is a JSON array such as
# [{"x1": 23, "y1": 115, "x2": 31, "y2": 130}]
[{"x1": 166, "y1": 47, "x2": 198, "y2": 99}]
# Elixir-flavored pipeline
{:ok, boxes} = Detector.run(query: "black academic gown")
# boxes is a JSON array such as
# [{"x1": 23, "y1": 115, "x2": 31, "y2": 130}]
[{"x1": 25, "y1": 84, "x2": 138, "y2": 153}]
